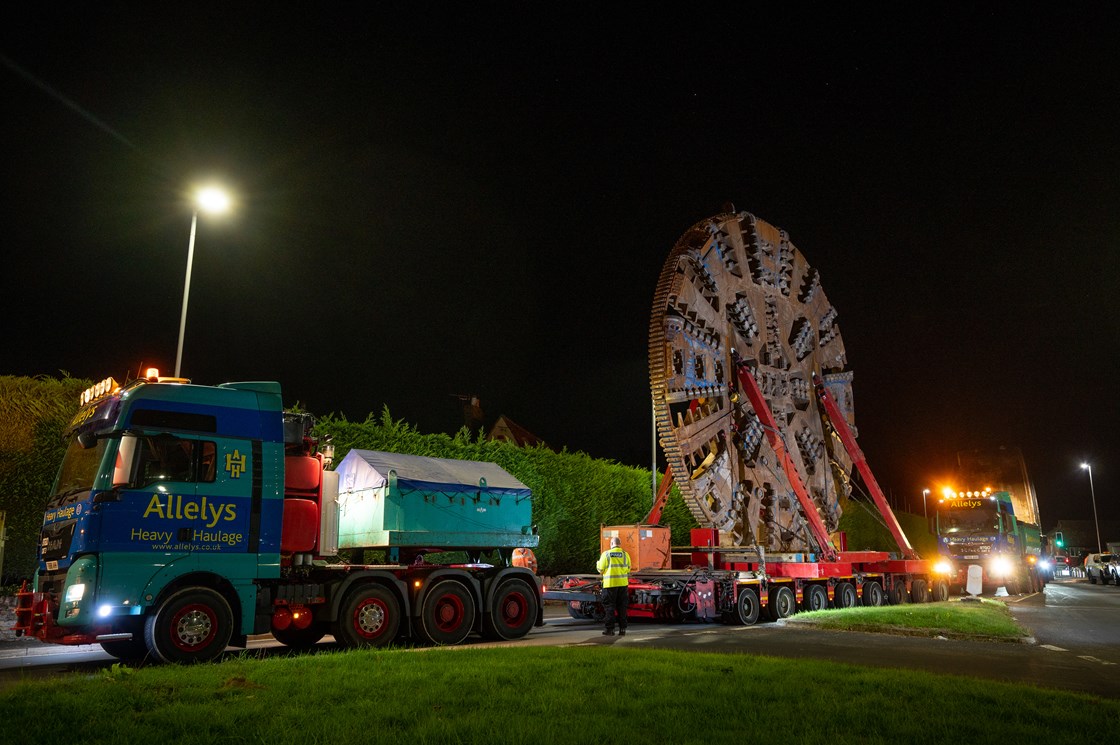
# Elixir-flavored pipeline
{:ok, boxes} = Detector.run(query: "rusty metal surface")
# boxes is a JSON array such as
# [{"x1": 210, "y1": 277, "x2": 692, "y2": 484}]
[{"x1": 649, "y1": 211, "x2": 855, "y2": 553}]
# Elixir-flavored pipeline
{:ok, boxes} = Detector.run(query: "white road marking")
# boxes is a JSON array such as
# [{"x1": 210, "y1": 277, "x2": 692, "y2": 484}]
[
  {"x1": 1076, "y1": 655, "x2": 1116, "y2": 666},
  {"x1": 1040, "y1": 644, "x2": 1068, "y2": 652}
]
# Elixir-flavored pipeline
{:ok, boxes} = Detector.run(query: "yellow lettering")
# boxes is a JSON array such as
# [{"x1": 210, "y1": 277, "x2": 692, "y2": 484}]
[{"x1": 143, "y1": 495, "x2": 166, "y2": 519}]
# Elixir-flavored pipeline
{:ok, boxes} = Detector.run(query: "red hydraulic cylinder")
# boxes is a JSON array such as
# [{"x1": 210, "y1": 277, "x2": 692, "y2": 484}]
[
  {"x1": 812, "y1": 372, "x2": 918, "y2": 560},
  {"x1": 733, "y1": 356, "x2": 839, "y2": 562}
]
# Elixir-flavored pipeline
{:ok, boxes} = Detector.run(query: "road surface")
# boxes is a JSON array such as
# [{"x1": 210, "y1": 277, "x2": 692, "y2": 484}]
[{"x1": 2, "y1": 578, "x2": 1116, "y2": 697}]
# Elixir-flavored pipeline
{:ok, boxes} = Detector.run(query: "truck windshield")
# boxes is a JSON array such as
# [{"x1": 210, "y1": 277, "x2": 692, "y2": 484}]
[
  {"x1": 48, "y1": 436, "x2": 108, "y2": 507},
  {"x1": 938, "y1": 506, "x2": 999, "y2": 535}
]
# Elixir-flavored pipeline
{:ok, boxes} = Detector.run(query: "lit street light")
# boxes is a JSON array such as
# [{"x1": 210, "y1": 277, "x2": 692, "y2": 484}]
[
  {"x1": 175, "y1": 186, "x2": 231, "y2": 378},
  {"x1": 1080, "y1": 462, "x2": 1102, "y2": 553}
]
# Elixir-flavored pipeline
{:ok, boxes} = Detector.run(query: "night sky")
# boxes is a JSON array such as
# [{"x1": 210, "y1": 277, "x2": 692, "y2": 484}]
[{"x1": 3, "y1": 6, "x2": 1118, "y2": 530}]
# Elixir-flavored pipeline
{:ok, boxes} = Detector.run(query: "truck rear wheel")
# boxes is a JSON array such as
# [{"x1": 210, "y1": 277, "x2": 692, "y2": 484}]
[
  {"x1": 834, "y1": 582, "x2": 857, "y2": 609},
  {"x1": 736, "y1": 586, "x2": 760, "y2": 625},
  {"x1": 888, "y1": 581, "x2": 908, "y2": 605},
  {"x1": 417, "y1": 580, "x2": 476, "y2": 645},
  {"x1": 335, "y1": 585, "x2": 400, "y2": 648},
  {"x1": 931, "y1": 578, "x2": 950, "y2": 602},
  {"x1": 482, "y1": 578, "x2": 538, "y2": 640},
  {"x1": 910, "y1": 579, "x2": 929, "y2": 603},
  {"x1": 861, "y1": 581, "x2": 884, "y2": 607},
  {"x1": 144, "y1": 587, "x2": 233, "y2": 664},
  {"x1": 767, "y1": 586, "x2": 796, "y2": 620}
]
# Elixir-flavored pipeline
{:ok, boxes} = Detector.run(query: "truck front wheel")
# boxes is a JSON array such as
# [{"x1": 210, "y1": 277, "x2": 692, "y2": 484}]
[
  {"x1": 144, "y1": 587, "x2": 233, "y2": 664},
  {"x1": 335, "y1": 585, "x2": 401, "y2": 648}
]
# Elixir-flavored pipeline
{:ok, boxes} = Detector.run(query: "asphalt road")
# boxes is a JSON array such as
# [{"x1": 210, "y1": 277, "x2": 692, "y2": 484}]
[{"x1": 2, "y1": 578, "x2": 1117, "y2": 697}]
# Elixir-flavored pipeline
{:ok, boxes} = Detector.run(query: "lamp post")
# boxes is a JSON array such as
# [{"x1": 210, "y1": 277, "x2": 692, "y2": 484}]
[
  {"x1": 922, "y1": 489, "x2": 930, "y2": 520},
  {"x1": 175, "y1": 186, "x2": 231, "y2": 378},
  {"x1": 1080, "y1": 462, "x2": 1102, "y2": 553}
]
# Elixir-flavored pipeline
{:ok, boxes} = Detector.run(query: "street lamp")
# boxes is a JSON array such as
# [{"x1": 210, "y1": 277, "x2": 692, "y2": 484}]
[
  {"x1": 1080, "y1": 462, "x2": 1102, "y2": 553},
  {"x1": 922, "y1": 489, "x2": 930, "y2": 520},
  {"x1": 174, "y1": 186, "x2": 231, "y2": 378}
]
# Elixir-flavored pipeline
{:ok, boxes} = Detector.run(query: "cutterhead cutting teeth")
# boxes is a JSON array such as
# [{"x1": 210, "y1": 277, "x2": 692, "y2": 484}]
[{"x1": 649, "y1": 211, "x2": 854, "y2": 553}]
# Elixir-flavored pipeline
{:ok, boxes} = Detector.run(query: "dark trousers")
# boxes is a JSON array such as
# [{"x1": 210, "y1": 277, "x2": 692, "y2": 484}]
[{"x1": 601, "y1": 585, "x2": 629, "y2": 631}]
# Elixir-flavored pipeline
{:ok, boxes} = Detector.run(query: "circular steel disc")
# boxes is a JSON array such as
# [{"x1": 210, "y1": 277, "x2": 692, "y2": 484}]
[{"x1": 649, "y1": 211, "x2": 855, "y2": 553}]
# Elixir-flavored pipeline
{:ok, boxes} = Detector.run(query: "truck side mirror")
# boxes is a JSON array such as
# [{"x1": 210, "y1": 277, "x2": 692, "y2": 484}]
[
  {"x1": 77, "y1": 431, "x2": 98, "y2": 449},
  {"x1": 113, "y1": 434, "x2": 138, "y2": 488}
]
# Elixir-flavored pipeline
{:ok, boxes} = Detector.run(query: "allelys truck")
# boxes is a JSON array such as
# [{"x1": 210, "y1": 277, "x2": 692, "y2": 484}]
[{"x1": 15, "y1": 372, "x2": 541, "y2": 663}]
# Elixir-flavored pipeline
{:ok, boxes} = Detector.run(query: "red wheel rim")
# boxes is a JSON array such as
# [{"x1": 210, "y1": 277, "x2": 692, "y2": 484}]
[
  {"x1": 499, "y1": 589, "x2": 528, "y2": 626},
  {"x1": 170, "y1": 603, "x2": 217, "y2": 652},
  {"x1": 433, "y1": 591, "x2": 466, "y2": 633},
  {"x1": 353, "y1": 597, "x2": 390, "y2": 639}
]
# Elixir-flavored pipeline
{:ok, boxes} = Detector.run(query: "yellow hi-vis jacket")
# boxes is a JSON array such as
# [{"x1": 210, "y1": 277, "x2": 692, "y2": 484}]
[{"x1": 596, "y1": 546, "x2": 632, "y2": 588}]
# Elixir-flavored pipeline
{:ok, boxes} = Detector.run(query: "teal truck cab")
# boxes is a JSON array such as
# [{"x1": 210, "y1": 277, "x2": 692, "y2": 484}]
[
  {"x1": 932, "y1": 488, "x2": 1044, "y2": 595},
  {"x1": 15, "y1": 372, "x2": 541, "y2": 662}
]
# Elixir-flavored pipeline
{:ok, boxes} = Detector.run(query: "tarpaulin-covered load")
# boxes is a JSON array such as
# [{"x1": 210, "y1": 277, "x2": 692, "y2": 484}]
[{"x1": 333, "y1": 450, "x2": 538, "y2": 551}]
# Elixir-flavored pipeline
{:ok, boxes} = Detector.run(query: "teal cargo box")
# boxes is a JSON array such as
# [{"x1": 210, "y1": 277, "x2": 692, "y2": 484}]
[{"x1": 333, "y1": 450, "x2": 538, "y2": 551}]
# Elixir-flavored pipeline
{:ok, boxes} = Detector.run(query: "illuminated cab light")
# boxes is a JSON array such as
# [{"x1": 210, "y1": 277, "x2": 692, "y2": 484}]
[
  {"x1": 98, "y1": 605, "x2": 113, "y2": 618},
  {"x1": 64, "y1": 583, "x2": 86, "y2": 603},
  {"x1": 79, "y1": 377, "x2": 120, "y2": 406},
  {"x1": 145, "y1": 367, "x2": 160, "y2": 380}
]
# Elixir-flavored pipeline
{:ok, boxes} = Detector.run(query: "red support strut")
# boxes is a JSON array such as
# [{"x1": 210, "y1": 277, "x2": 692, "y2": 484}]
[
  {"x1": 812, "y1": 372, "x2": 918, "y2": 560},
  {"x1": 733, "y1": 356, "x2": 839, "y2": 562}
]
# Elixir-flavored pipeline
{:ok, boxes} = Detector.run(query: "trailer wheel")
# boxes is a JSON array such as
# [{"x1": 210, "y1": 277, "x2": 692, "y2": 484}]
[
  {"x1": 272, "y1": 622, "x2": 327, "y2": 650},
  {"x1": 567, "y1": 602, "x2": 589, "y2": 619},
  {"x1": 910, "y1": 579, "x2": 929, "y2": 603},
  {"x1": 861, "y1": 581, "x2": 884, "y2": 606},
  {"x1": 144, "y1": 587, "x2": 233, "y2": 664},
  {"x1": 802, "y1": 584, "x2": 828, "y2": 612},
  {"x1": 888, "y1": 581, "x2": 908, "y2": 605},
  {"x1": 767, "y1": 586, "x2": 796, "y2": 620},
  {"x1": 335, "y1": 585, "x2": 400, "y2": 648},
  {"x1": 418, "y1": 580, "x2": 476, "y2": 646},
  {"x1": 736, "y1": 587, "x2": 760, "y2": 625},
  {"x1": 931, "y1": 578, "x2": 950, "y2": 602},
  {"x1": 1004, "y1": 578, "x2": 1021, "y2": 596},
  {"x1": 834, "y1": 582, "x2": 857, "y2": 609},
  {"x1": 482, "y1": 578, "x2": 538, "y2": 641}
]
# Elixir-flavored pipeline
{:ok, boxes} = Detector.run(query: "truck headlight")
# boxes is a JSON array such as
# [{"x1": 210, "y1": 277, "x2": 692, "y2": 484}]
[
  {"x1": 933, "y1": 561, "x2": 953, "y2": 575},
  {"x1": 64, "y1": 583, "x2": 86, "y2": 603},
  {"x1": 991, "y1": 557, "x2": 1012, "y2": 576},
  {"x1": 1037, "y1": 559, "x2": 1051, "y2": 571}
]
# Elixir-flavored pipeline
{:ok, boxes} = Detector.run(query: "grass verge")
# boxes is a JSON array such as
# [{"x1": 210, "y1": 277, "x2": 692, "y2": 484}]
[
  {"x1": 790, "y1": 599, "x2": 1026, "y2": 640},
  {"x1": 2, "y1": 646, "x2": 1116, "y2": 744}
]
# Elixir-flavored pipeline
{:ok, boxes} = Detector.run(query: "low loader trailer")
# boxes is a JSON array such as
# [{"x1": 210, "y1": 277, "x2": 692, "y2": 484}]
[{"x1": 544, "y1": 359, "x2": 942, "y2": 624}]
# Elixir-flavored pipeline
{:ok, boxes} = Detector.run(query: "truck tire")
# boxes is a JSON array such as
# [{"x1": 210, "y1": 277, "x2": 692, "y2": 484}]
[
  {"x1": 767, "y1": 586, "x2": 796, "y2": 620},
  {"x1": 1005, "y1": 578, "x2": 1022, "y2": 596},
  {"x1": 861, "y1": 581, "x2": 884, "y2": 607},
  {"x1": 272, "y1": 622, "x2": 327, "y2": 650},
  {"x1": 736, "y1": 586, "x2": 760, "y2": 625},
  {"x1": 910, "y1": 579, "x2": 929, "y2": 603},
  {"x1": 482, "y1": 578, "x2": 538, "y2": 640},
  {"x1": 417, "y1": 580, "x2": 476, "y2": 645},
  {"x1": 144, "y1": 587, "x2": 233, "y2": 664},
  {"x1": 888, "y1": 581, "x2": 908, "y2": 605},
  {"x1": 802, "y1": 584, "x2": 828, "y2": 612},
  {"x1": 931, "y1": 578, "x2": 950, "y2": 602},
  {"x1": 335, "y1": 584, "x2": 400, "y2": 648},
  {"x1": 834, "y1": 582, "x2": 857, "y2": 609}
]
